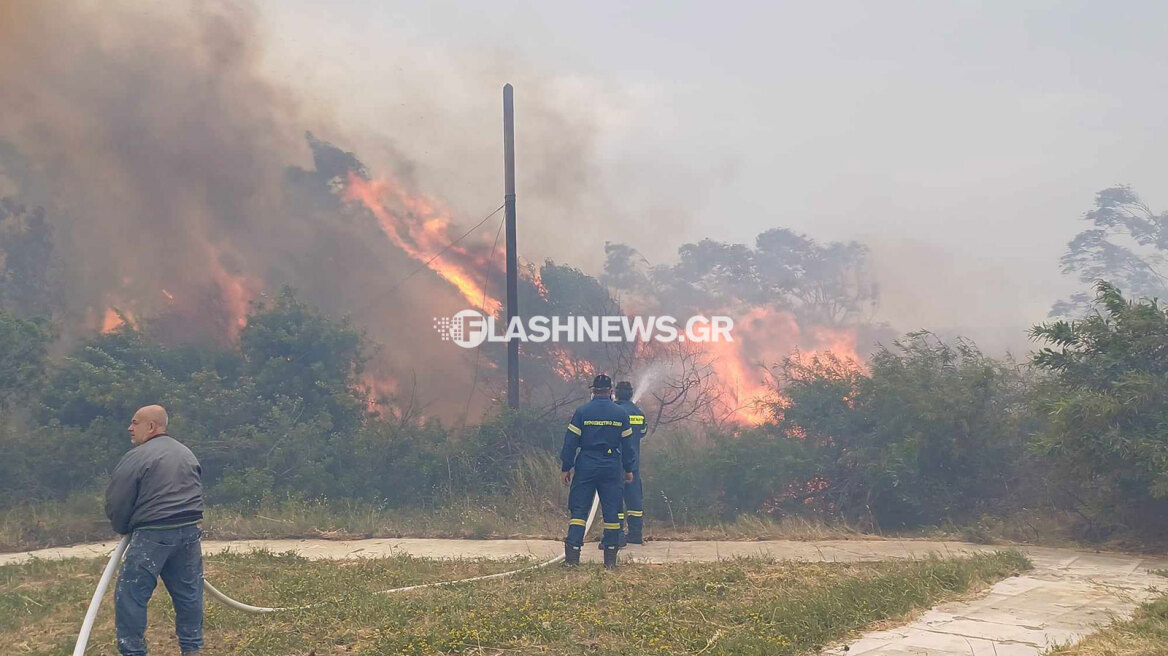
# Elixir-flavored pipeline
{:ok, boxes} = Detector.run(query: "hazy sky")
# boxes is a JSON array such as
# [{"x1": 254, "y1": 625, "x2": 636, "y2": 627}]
[{"x1": 254, "y1": 0, "x2": 1166, "y2": 353}]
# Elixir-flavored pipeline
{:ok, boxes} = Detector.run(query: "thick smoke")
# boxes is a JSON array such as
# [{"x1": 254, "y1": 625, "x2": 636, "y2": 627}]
[
  {"x1": 1, "y1": 2, "x2": 300, "y2": 329},
  {"x1": 1, "y1": 0, "x2": 650, "y2": 418},
  {"x1": 0, "y1": 0, "x2": 885, "y2": 423},
  {"x1": 0, "y1": 1, "x2": 509, "y2": 415}
]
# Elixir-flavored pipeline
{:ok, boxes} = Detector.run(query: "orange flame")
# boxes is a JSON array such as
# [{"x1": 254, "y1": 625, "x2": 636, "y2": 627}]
[
  {"x1": 90, "y1": 234, "x2": 259, "y2": 343},
  {"x1": 101, "y1": 307, "x2": 135, "y2": 333},
  {"x1": 550, "y1": 346, "x2": 594, "y2": 382},
  {"x1": 808, "y1": 325, "x2": 860, "y2": 363},
  {"x1": 361, "y1": 374, "x2": 400, "y2": 416},
  {"x1": 343, "y1": 173, "x2": 502, "y2": 315},
  {"x1": 199, "y1": 240, "x2": 262, "y2": 339},
  {"x1": 702, "y1": 307, "x2": 863, "y2": 425},
  {"x1": 211, "y1": 264, "x2": 253, "y2": 337}
]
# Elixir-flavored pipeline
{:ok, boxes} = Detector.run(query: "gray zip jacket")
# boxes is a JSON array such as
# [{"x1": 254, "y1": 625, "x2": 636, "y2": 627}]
[{"x1": 104, "y1": 434, "x2": 204, "y2": 535}]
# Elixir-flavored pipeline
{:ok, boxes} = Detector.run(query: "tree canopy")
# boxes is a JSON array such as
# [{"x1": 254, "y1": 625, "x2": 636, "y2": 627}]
[
  {"x1": 1054, "y1": 186, "x2": 1168, "y2": 316},
  {"x1": 1032, "y1": 281, "x2": 1168, "y2": 533}
]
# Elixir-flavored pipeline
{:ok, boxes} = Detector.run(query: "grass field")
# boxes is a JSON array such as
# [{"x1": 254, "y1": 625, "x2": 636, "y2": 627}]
[{"x1": 1, "y1": 549, "x2": 1029, "y2": 655}]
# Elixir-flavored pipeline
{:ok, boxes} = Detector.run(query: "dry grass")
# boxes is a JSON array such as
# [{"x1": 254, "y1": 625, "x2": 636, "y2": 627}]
[
  {"x1": 14, "y1": 493, "x2": 1167, "y2": 558},
  {"x1": 8, "y1": 453, "x2": 1159, "y2": 555},
  {"x1": 6, "y1": 455, "x2": 1146, "y2": 554},
  {"x1": 1, "y1": 496, "x2": 861, "y2": 554},
  {"x1": 0, "y1": 549, "x2": 1030, "y2": 655},
  {"x1": 0, "y1": 454, "x2": 859, "y2": 552},
  {"x1": 0, "y1": 494, "x2": 111, "y2": 552}
]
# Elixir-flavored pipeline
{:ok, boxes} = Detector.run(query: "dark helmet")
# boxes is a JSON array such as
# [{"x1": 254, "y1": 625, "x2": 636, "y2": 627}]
[
  {"x1": 591, "y1": 374, "x2": 613, "y2": 391},
  {"x1": 615, "y1": 380, "x2": 633, "y2": 400}
]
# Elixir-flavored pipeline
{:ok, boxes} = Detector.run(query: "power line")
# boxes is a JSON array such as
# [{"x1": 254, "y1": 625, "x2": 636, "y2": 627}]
[
  {"x1": 381, "y1": 203, "x2": 506, "y2": 298},
  {"x1": 464, "y1": 213, "x2": 507, "y2": 423}
]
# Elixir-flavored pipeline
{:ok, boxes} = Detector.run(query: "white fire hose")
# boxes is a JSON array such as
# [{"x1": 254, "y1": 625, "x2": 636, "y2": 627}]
[
  {"x1": 72, "y1": 534, "x2": 130, "y2": 656},
  {"x1": 73, "y1": 380, "x2": 652, "y2": 653},
  {"x1": 72, "y1": 496, "x2": 601, "y2": 653}
]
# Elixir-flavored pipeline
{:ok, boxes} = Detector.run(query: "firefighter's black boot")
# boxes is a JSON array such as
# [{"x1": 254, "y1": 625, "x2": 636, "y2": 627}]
[
  {"x1": 627, "y1": 517, "x2": 644, "y2": 545},
  {"x1": 603, "y1": 545, "x2": 619, "y2": 569},
  {"x1": 601, "y1": 533, "x2": 629, "y2": 548},
  {"x1": 564, "y1": 542, "x2": 581, "y2": 566}
]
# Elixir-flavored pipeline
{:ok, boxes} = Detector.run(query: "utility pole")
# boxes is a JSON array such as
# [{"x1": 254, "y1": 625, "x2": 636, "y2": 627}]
[{"x1": 503, "y1": 84, "x2": 519, "y2": 409}]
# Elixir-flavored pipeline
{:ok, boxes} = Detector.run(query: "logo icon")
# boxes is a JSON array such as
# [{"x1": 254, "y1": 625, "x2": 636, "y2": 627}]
[
  {"x1": 434, "y1": 309, "x2": 489, "y2": 349},
  {"x1": 433, "y1": 310, "x2": 733, "y2": 349}
]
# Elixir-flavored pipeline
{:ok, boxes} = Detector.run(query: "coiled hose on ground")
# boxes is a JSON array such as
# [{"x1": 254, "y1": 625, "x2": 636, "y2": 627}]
[{"x1": 72, "y1": 495, "x2": 601, "y2": 653}]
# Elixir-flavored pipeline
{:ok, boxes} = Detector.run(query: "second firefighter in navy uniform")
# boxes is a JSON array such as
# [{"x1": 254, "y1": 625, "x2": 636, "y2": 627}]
[
  {"x1": 561, "y1": 374, "x2": 636, "y2": 568},
  {"x1": 614, "y1": 380, "x2": 647, "y2": 544}
]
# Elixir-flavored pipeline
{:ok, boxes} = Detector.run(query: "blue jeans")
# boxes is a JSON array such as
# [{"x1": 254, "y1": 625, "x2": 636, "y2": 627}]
[{"x1": 115, "y1": 524, "x2": 203, "y2": 655}]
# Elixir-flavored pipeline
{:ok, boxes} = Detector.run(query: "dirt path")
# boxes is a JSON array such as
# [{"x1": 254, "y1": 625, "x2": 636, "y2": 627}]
[{"x1": 4, "y1": 538, "x2": 1165, "y2": 655}]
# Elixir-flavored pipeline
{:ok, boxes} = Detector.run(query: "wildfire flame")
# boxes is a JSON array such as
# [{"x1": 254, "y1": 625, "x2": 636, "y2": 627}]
[
  {"x1": 93, "y1": 245, "x2": 258, "y2": 341},
  {"x1": 209, "y1": 261, "x2": 256, "y2": 338},
  {"x1": 82, "y1": 162, "x2": 863, "y2": 428},
  {"x1": 550, "y1": 346, "x2": 594, "y2": 382},
  {"x1": 101, "y1": 307, "x2": 134, "y2": 333},
  {"x1": 361, "y1": 373, "x2": 401, "y2": 417},
  {"x1": 703, "y1": 307, "x2": 863, "y2": 425},
  {"x1": 343, "y1": 172, "x2": 503, "y2": 315}
]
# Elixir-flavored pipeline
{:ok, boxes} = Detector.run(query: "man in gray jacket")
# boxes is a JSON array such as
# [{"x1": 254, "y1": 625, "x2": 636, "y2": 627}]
[{"x1": 105, "y1": 405, "x2": 204, "y2": 656}]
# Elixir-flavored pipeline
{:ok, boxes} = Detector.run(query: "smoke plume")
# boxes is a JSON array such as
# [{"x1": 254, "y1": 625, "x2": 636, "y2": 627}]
[{"x1": 0, "y1": 0, "x2": 881, "y2": 423}]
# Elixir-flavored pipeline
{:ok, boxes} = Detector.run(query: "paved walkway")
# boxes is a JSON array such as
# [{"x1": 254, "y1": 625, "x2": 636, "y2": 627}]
[{"x1": 4, "y1": 538, "x2": 1165, "y2": 655}]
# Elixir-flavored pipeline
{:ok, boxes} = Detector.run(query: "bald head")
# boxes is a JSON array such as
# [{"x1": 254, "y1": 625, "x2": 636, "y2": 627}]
[{"x1": 128, "y1": 405, "x2": 169, "y2": 446}]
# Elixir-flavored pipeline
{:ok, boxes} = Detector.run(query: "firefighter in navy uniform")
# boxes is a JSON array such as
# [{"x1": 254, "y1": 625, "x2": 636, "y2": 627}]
[
  {"x1": 560, "y1": 374, "x2": 636, "y2": 568},
  {"x1": 614, "y1": 381, "x2": 648, "y2": 544}
]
